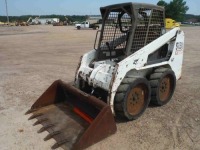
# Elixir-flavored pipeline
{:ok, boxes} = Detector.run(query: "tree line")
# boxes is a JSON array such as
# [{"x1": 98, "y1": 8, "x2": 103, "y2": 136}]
[
  {"x1": 157, "y1": 0, "x2": 189, "y2": 22},
  {"x1": 0, "y1": 15, "x2": 89, "y2": 23},
  {"x1": 184, "y1": 14, "x2": 200, "y2": 23},
  {"x1": 1, "y1": 13, "x2": 198, "y2": 23}
]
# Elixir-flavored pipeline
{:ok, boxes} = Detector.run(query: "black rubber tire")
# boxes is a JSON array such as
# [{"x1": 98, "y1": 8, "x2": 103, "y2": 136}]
[
  {"x1": 114, "y1": 77, "x2": 151, "y2": 120},
  {"x1": 93, "y1": 26, "x2": 99, "y2": 30},
  {"x1": 149, "y1": 68, "x2": 176, "y2": 106},
  {"x1": 77, "y1": 26, "x2": 81, "y2": 30}
]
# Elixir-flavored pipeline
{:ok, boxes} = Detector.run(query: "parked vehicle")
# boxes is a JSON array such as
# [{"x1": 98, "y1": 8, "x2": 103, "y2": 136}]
[{"x1": 75, "y1": 19, "x2": 101, "y2": 30}]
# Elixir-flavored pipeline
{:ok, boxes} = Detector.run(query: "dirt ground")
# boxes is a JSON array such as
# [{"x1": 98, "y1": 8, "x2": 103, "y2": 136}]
[{"x1": 0, "y1": 25, "x2": 199, "y2": 150}]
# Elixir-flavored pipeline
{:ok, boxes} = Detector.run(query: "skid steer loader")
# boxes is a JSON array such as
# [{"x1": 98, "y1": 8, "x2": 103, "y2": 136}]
[{"x1": 26, "y1": 2, "x2": 184, "y2": 150}]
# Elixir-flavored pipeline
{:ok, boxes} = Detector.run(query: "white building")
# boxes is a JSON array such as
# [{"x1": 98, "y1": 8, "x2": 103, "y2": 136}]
[{"x1": 31, "y1": 18, "x2": 59, "y2": 25}]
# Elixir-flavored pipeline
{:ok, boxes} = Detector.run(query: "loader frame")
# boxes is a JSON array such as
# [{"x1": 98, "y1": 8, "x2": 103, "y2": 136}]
[{"x1": 75, "y1": 3, "x2": 184, "y2": 114}]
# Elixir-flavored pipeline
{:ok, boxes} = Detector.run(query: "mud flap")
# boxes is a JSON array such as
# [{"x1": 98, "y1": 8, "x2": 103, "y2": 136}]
[{"x1": 26, "y1": 80, "x2": 117, "y2": 150}]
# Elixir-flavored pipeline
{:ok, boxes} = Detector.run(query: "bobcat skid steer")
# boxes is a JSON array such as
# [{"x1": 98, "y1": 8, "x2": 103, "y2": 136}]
[{"x1": 26, "y1": 2, "x2": 184, "y2": 150}]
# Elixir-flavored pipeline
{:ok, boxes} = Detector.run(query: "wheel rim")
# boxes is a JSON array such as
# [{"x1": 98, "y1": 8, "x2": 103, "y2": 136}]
[
  {"x1": 159, "y1": 75, "x2": 173, "y2": 102},
  {"x1": 126, "y1": 84, "x2": 147, "y2": 116}
]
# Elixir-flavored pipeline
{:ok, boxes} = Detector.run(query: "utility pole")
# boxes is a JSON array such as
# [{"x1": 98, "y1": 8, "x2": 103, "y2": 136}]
[{"x1": 5, "y1": 0, "x2": 9, "y2": 24}]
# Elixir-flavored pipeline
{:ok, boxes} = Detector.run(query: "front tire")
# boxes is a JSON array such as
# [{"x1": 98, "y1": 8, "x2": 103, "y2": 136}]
[
  {"x1": 149, "y1": 68, "x2": 176, "y2": 106},
  {"x1": 114, "y1": 77, "x2": 151, "y2": 120}
]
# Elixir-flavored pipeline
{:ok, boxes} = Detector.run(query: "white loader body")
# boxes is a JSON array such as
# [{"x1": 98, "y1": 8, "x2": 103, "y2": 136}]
[{"x1": 75, "y1": 27, "x2": 184, "y2": 113}]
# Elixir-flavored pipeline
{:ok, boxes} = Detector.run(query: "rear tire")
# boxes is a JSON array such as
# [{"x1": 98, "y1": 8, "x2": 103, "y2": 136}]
[
  {"x1": 77, "y1": 26, "x2": 81, "y2": 30},
  {"x1": 149, "y1": 68, "x2": 176, "y2": 106},
  {"x1": 114, "y1": 77, "x2": 151, "y2": 120}
]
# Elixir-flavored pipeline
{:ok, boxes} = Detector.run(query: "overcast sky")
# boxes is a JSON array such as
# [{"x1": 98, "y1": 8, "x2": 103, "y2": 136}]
[{"x1": 0, "y1": 0, "x2": 199, "y2": 16}]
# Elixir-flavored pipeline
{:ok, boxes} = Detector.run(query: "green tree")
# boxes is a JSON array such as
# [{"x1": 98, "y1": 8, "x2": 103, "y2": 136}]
[
  {"x1": 157, "y1": 0, "x2": 189, "y2": 21},
  {"x1": 157, "y1": 0, "x2": 168, "y2": 7}
]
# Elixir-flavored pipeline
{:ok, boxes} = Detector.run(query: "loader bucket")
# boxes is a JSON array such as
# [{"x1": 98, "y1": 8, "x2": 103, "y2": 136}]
[{"x1": 26, "y1": 80, "x2": 116, "y2": 150}]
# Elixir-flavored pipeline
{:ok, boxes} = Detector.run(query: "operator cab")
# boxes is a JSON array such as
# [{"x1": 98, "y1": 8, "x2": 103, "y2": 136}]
[
  {"x1": 95, "y1": 3, "x2": 165, "y2": 62},
  {"x1": 96, "y1": 4, "x2": 132, "y2": 61}
]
